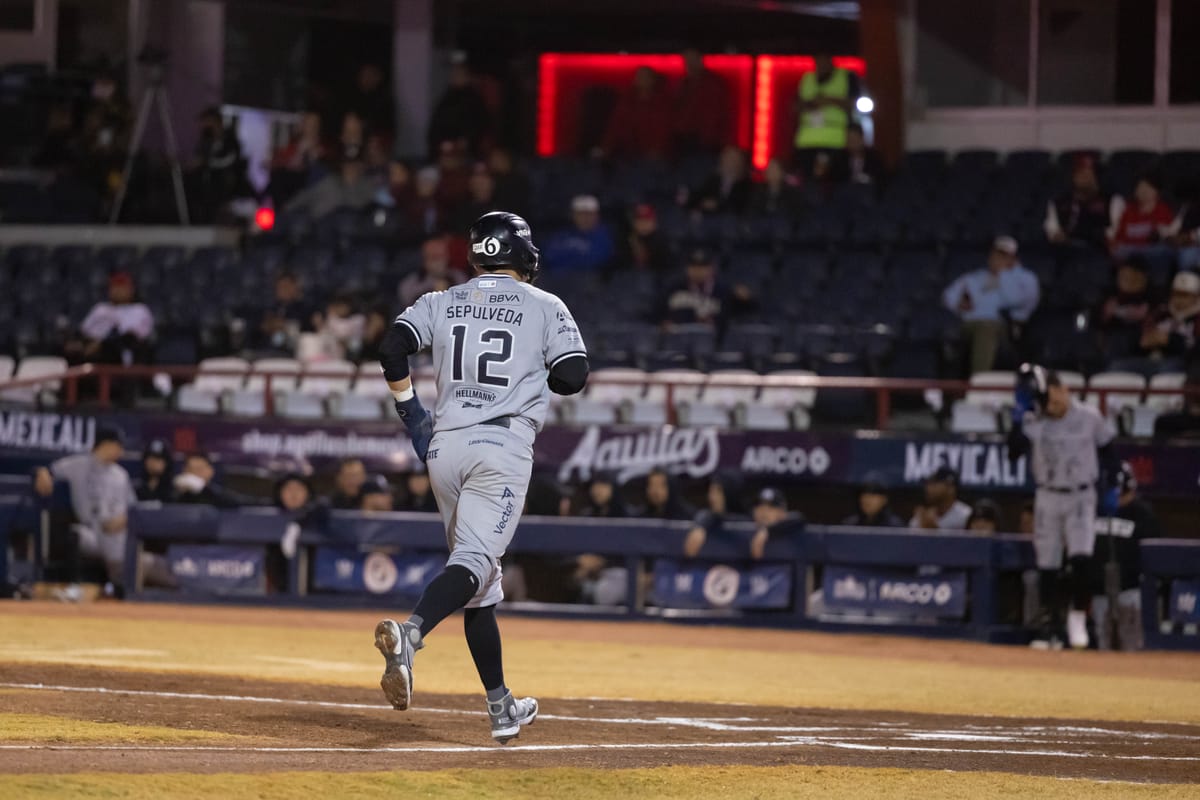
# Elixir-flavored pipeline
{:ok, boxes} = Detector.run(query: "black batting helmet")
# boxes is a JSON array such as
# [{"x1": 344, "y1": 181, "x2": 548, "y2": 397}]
[
  {"x1": 1016, "y1": 362, "x2": 1058, "y2": 412},
  {"x1": 468, "y1": 211, "x2": 540, "y2": 282}
]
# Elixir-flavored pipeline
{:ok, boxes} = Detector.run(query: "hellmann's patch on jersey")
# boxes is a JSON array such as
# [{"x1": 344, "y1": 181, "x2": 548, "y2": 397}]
[{"x1": 454, "y1": 387, "x2": 497, "y2": 404}]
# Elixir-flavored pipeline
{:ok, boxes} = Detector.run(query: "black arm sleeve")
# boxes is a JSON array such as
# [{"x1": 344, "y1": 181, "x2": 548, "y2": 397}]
[
  {"x1": 378, "y1": 320, "x2": 421, "y2": 383},
  {"x1": 548, "y1": 353, "x2": 589, "y2": 396},
  {"x1": 1006, "y1": 422, "x2": 1031, "y2": 463},
  {"x1": 1097, "y1": 442, "x2": 1121, "y2": 485}
]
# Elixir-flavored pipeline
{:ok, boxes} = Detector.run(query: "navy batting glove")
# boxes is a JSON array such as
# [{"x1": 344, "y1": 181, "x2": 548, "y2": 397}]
[
  {"x1": 394, "y1": 396, "x2": 434, "y2": 462},
  {"x1": 1100, "y1": 486, "x2": 1120, "y2": 516}
]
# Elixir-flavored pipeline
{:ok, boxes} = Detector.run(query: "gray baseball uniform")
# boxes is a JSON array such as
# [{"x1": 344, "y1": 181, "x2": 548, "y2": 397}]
[
  {"x1": 49, "y1": 453, "x2": 135, "y2": 569},
  {"x1": 396, "y1": 273, "x2": 586, "y2": 606},
  {"x1": 1022, "y1": 400, "x2": 1116, "y2": 569}
]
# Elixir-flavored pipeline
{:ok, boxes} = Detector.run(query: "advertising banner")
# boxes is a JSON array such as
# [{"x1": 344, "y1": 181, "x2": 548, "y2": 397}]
[
  {"x1": 166, "y1": 544, "x2": 266, "y2": 596},
  {"x1": 651, "y1": 559, "x2": 792, "y2": 610},
  {"x1": 822, "y1": 565, "x2": 969, "y2": 619},
  {"x1": 311, "y1": 547, "x2": 444, "y2": 596},
  {"x1": 1168, "y1": 580, "x2": 1200, "y2": 625}
]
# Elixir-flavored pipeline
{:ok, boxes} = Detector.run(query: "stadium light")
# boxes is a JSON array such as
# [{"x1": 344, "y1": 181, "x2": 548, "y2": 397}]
[
  {"x1": 856, "y1": 95, "x2": 875, "y2": 114},
  {"x1": 254, "y1": 207, "x2": 275, "y2": 232}
]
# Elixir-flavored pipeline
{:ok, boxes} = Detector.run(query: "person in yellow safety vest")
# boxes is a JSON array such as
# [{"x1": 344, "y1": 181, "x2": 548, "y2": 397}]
[{"x1": 794, "y1": 54, "x2": 860, "y2": 179}]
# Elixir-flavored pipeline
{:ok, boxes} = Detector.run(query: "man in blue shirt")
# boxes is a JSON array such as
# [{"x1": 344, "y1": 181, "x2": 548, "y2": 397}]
[
  {"x1": 943, "y1": 236, "x2": 1040, "y2": 374},
  {"x1": 540, "y1": 194, "x2": 615, "y2": 274}
]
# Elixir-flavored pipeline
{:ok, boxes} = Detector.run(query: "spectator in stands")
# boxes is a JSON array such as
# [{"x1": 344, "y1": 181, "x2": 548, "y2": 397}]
[
  {"x1": 450, "y1": 163, "x2": 500, "y2": 230},
  {"x1": 1131, "y1": 270, "x2": 1200, "y2": 374},
  {"x1": 398, "y1": 465, "x2": 439, "y2": 512},
  {"x1": 1167, "y1": 177, "x2": 1200, "y2": 271},
  {"x1": 577, "y1": 472, "x2": 628, "y2": 518},
  {"x1": 359, "y1": 474, "x2": 394, "y2": 513},
  {"x1": 1110, "y1": 174, "x2": 1176, "y2": 278},
  {"x1": 339, "y1": 112, "x2": 366, "y2": 153},
  {"x1": 749, "y1": 158, "x2": 805, "y2": 219},
  {"x1": 635, "y1": 468, "x2": 692, "y2": 520},
  {"x1": 690, "y1": 146, "x2": 752, "y2": 215},
  {"x1": 284, "y1": 147, "x2": 378, "y2": 221},
  {"x1": 313, "y1": 294, "x2": 366, "y2": 361},
  {"x1": 188, "y1": 107, "x2": 247, "y2": 223},
  {"x1": 410, "y1": 165, "x2": 445, "y2": 235},
  {"x1": 328, "y1": 457, "x2": 368, "y2": 509},
  {"x1": 257, "y1": 273, "x2": 314, "y2": 351},
  {"x1": 135, "y1": 439, "x2": 173, "y2": 503},
  {"x1": 434, "y1": 139, "x2": 471, "y2": 210},
  {"x1": 77, "y1": 73, "x2": 131, "y2": 203},
  {"x1": 487, "y1": 147, "x2": 530, "y2": 216},
  {"x1": 343, "y1": 63, "x2": 394, "y2": 138},
  {"x1": 748, "y1": 487, "x2": 804, "y2": 560},
  {"x1": 541, "y1": 195, "x2": 616, "y2": 274},
  {"x1": 841, "y1": 477, "x2": 903, "y2": 527},
  {"x1": 269, "y1": 111, "x2": 329, "y2": 205},
  {"x1": 1154, "y1": 362, "x2": 1200, "y2": 438},
  {"x1": 620, "y1": 203, "x2": 673, "y2": 275},
  {"x1": 942, "y1": 235, "x2": 1040, "y2": 374},
  {"x1": 75, "y1": 271, "x2": 155, "y2": 368},
  {"x1": 358, "y1": 305, "x2": 392, "y2": 363},
  {"x1": 658, "y1": 247, "x2": 754, "y2": 334},
  {"x1": 428, "y1": 53, "x2": 489, "y2": 157},
  {"x1": 793, "y1": 54, "x2": 859, "y2": 179},
  {"x1": 399, "y1": 235, "x2": 468, "y2": 307},
  {"x1": 599, "y1": 66, "x2": 673, "y2": 160},
  {"x1": 966, "y1": 499, "x2": 1001, "y2": 533},
  {"x1": 33, "y1": 428, "x2": 169, "y2": 588},
  {"x1": 1095, "y1": 257, "x2": 1153, "y2": 361},
  {"x1": 909, "y1": 466, "x2": 972, "y2": 530},
  {"x1": 672, "y1": 48, "x2": 729, "y2": 156},
  {"x1": 1090, "y1": 461, "x2": 1157, "y2": 650},
  {"x1": 273, "y1": 473, "x2": 329, "y2": 564},
  {"x1": 1044, "y1": 155, "x2": 1115, "y2": 250},
  {"x1": 171, "y1": 453, "x2": 245, "y2": 508},
  {"x1": 684, "y1": 476, "x2": 747, "y2": 558},
  {"x1": 832, "y1": 123, "x2": 885, "y2": 189}
]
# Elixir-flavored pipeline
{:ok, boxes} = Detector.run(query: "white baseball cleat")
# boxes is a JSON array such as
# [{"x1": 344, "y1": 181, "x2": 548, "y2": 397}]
[
  {"x1": 488, "y1": 692, "x2": 538, "y2": 744},
  {"x1": 1066, "y1": 609, "x2": 1090, "y2": 650},
  {"x1": 374, "y1": 619, "x2": 422, "y2": 711}
]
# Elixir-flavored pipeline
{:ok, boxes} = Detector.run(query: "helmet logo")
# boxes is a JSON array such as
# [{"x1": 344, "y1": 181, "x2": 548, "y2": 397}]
[{"x1": 473, "y1": 236, "x2": 502, "y2": 257}]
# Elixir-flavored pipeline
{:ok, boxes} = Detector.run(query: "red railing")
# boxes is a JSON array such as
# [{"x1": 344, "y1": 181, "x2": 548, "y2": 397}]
[{"x1": 1, "y1": 363, "x2": 1195, "y2": 430}]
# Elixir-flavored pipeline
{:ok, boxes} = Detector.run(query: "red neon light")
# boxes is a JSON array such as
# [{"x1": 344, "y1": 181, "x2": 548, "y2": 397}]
[
  {"x1": 254, "y1": 206, "x2": 275, "y2": 231},
  {"x1": 753, "y1": 56, "x2": 775, "y2": 170},
  {"x1": 751, "y1": 56, "x2": 868, "y2": 171},
  {"x1": 536, "y1": 53, "x2": 754, "y2": 157}
]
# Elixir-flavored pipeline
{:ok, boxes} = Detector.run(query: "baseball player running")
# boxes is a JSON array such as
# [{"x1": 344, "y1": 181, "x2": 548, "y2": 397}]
[
  {"x1": 1007, "y1": 363, "x2": 1120, "y2": 650},
  {"x1": 373, "y1": 211, "x2": 589, "y2": 743}
]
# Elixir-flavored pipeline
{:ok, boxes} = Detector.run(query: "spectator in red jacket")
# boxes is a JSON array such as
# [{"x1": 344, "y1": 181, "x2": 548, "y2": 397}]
[
  {"x1": 672, "y1": 48, "x2": 730, "y2": 156},
  {"x1": 600, "y1": 67, "x2": 673, "y2": 160},
  {"x1": 1111, "y1": 174, "x2": 1176, "y2": 284}
]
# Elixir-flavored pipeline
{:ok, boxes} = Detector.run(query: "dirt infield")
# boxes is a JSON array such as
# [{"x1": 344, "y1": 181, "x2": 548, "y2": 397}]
[{"x1": 2, "y1": 664, "x2": 1197, "y2": 784}]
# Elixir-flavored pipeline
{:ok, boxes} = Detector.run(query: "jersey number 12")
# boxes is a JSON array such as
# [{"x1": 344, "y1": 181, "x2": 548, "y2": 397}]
[{"x1": 451, "y1": 325, "x2": 513, "y2": 387}]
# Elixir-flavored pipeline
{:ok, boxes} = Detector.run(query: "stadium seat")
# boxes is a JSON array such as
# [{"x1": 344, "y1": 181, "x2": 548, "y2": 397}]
[
  {"x1": 278, "y1": 390, "x2": 326, "y2": 420},
  {"x1": 297, "y1": 359, "x2": 356, "y2": 398},
  {"x1": 678, "y1": 369, "x2": 759, "y2": 428},
  {"x1": 629, "y1": 369, "x2": 705, "y2": 426},
  {"x1": 736, "y1": 369, "x2": 816, "y2": 431},
  {"x1": 1083, "y1": 371, "x2": 1145, "y2": 415},
  {"x1": 949, "y1": 371, "x2": 1016, "y2": 433},
  {"x1": 1145, "y1": 372, "x2": 1186, "y2": 412},
  {"x1": 193, "y1": 357, "x2": 250, "y2": 393},
  {"x1": 175, "y1": 384, "x2": 221, "y2": 415},
  {"x1": 0, "y1": 354, "x2": 13, "y2": 383},
  {"x1": 561, "y1": 367, "x2": 645, "y2": 426},
  {"x1": 331, "y1": 393, "x2": 386, "y2": 421},
  {"x1": 223, "y1": 389, "x2": 267, "y2": 417},
  {"x1": 351, "y1": 361, "x2": 391, "y2": 398},
  {"x1": 245, "y1": 358, "x2": 302, "y2": 392},
  {"x1": 0, "y1": 355, "x2": 67, "y2": 405}
]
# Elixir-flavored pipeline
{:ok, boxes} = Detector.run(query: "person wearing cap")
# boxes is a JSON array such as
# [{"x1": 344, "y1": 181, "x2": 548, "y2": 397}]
[
  {"x1": 33, "y1": 428, "x2": 170, "y2": 588},
  {"x1": 841, "y1": 476, "x2": 903, "y2": 528},
  {"x1": 540, "y1": 194, "x2": 615, "y2": 274},
  {"x1": 1132, "y1": 270, "x2": 1200, "y2": 374},
  {"x1": 748, "y1": 487, "x2": 804, "y2": 560},
  {"x1": 77, "y1": 271, "x2": 155, "y2": 365},
  {"x1": 284, "y1": 144, "x2": 380, "y2": 221},
  {"x1": 1110, "y1": 174, "x2": 1176, "y2": 279},
  {"x1": 1095, "y1": 256, "x2": 1153, "y2": 361},
  {"x1": 909, "y1": 466, "x2": 972, "y2": 531},
  {"x1": 135, "y1": 439, "x2": 174, "y2": 503},
  {"x1": 1089, "y1": 461, "x2": 1159, "y2": 650},
  {"x1": 965, "y1": 499, "x2": 1001, "y2": 533},
  {"x1": 1044, "y1": 154, "x2": 1118, "y2": 250},
  {"x1": 658, "y1": 247, "x2": 754, "y2": 334},
  {"x1": 360, "y1": 474, "x2": 395, "y2": 513},
  {"x1": 942, "y1": 235, "x2": 1041, "y2": 375},
  {"x1": 621, "y1": 203, "x2": 672, "y2": 274}
]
